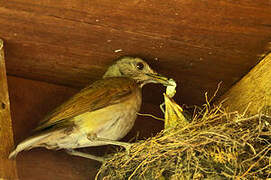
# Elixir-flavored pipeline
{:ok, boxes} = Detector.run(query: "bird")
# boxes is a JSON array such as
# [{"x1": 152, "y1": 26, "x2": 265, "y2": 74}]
[{"x1": 9, "y1": 56, "x2": 170, "y2": 161}]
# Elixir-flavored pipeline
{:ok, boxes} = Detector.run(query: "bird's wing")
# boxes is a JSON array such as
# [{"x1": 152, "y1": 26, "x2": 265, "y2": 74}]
[{"x1": 34, "y1": 77, "x2": 137, "y2": 132}]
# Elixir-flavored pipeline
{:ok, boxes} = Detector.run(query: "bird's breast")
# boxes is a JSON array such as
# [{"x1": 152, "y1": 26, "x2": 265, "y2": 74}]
[
  {"x1": 100, "y1": 87, "x2": 142, "y2": 139},
  {"x1": 71, "y1": 87, "x2": 142, "y2": 147}
]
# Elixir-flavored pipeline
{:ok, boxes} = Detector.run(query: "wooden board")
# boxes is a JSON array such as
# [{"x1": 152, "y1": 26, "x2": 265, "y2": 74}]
[
  {"x1": 7, "y1": 75, "x2": 163, "y2": 180},
  {"x1": 0, "y1": 40, "x2": 18, "y2": 179},
  {"x1": 219, "y1": 53, "x2": 271, "y2": 115},
  {"x1": 0, "y1": 0, "x2": 271, "y2": 106}
]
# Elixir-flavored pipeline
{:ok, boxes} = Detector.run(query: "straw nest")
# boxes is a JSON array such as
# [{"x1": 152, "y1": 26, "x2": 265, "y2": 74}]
[{"x1": 96, "y1": 103, "x2": 271, "y2": 180}]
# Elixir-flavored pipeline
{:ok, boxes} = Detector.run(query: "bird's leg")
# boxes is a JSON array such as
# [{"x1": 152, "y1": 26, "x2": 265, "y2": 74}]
[
  {"x1": 97, "y1": 137, "x2": 132, "y2": 153},
  {"x1": 87, "y1": 135, "x2": 132, "y2": 154},
  {"x1": 65, "y1": 149, "x2": 105, "y2": 162}
]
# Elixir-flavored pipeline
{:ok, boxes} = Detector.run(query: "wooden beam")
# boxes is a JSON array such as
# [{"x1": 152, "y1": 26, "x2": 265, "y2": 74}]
[
  {"x1": 1, "y1": 0, "x2": 271, "y2": 106},
  {"x1": 0, "y1": 39, "x2": 18, "y2": 179},
  {"x1": 219, "y1": 53, "x2": 271, "y2": 115}
]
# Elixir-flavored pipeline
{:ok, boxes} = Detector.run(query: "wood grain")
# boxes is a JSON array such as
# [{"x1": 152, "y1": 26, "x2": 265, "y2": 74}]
[
  {"x1": 0, "y1": 40, "x2": 18, "y2": 179},
  {"x1": 219, "y1": 53, "x2": 271, "y2": 115},
  {"x1": 0, "y1": 0, "x2": 271, "y2": 105}
]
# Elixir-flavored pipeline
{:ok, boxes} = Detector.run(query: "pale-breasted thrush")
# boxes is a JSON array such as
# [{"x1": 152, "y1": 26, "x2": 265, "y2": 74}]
[{"x1": 9, "y1": 57, "x2": 170, "y2": 161}]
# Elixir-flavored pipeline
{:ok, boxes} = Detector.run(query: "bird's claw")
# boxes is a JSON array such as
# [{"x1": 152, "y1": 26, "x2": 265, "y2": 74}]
[{"x1": 122, "y1": 143, "x2": 133, "y2": 155}]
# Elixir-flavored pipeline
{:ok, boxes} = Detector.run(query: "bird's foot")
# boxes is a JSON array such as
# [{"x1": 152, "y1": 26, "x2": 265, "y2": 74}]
[
  {"x1": 106, "y1": 140, "x2": 133, "y2": 155},
  {"x1": 65, "y1": 149, "x2": 105, "y2": 162},
  {"x1": 123, "y1": 143, "x2": 133, "y2": 155}
]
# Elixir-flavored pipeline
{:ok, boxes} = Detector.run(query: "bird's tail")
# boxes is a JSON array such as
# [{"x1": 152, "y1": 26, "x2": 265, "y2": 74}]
[{"x1": 9, "y1": 133, "x2": 50, "y2": 159}]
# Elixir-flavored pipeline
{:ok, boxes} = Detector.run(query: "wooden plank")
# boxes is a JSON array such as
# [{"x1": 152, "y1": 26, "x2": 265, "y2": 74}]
[
  {"x1": 0, "y1": 40, "x2": 18, "y2": 179},
  {"x1": 0, "y1": 0, "x2": 271, "y2": 105},
  {"x1": 219, "y1": 53, "x2": 271, "y2": 115}
]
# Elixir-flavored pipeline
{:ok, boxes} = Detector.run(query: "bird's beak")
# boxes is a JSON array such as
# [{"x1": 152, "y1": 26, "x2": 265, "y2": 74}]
[{"x1": 146, "y1": 73, "x2": 173, "y2": 86}]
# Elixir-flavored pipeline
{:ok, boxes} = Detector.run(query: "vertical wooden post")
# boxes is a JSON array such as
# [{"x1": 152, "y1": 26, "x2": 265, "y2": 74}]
[
  {"x1": 0, "y1": 39, "x2": 18, "y2": 179},
  {"x1": 219, "y1": 53, "x2": 271, "y2": 115}
]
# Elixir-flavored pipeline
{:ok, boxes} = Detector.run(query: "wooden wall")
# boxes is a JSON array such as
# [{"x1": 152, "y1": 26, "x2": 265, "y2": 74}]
[
  {"x1": 0, "y1": 0, "x2": 271, "y2": 179},
  {"x1": 0, "y1": 0, "x2": 271, "y2": 105}
]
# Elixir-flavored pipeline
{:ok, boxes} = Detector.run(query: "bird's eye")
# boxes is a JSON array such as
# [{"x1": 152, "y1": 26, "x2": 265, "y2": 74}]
[{"x1": 136, "y1": 62, "x2": 144, "y2": 70}]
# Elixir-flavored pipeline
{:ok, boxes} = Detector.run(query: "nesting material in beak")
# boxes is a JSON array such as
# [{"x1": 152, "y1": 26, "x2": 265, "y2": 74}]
[
  {"x1": 146, "y1": 73, "x2": 173, "y2": 86},
  {"x1": 163, "y1": 79, "x2": 189, "y2": 131}
]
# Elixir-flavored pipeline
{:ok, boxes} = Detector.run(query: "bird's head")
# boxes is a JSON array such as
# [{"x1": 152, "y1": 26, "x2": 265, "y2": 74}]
[{"x1": 103, "y1": 57, "x2": 171, "y2": 87}]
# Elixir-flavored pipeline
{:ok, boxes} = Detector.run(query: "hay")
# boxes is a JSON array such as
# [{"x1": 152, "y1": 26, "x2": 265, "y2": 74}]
[{"x1": 96, "y1": 102, "x2": 271, "y2": 180}]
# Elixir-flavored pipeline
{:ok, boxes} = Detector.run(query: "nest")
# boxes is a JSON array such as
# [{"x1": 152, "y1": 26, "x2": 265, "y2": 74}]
[{"x1": 96, "y1": 101, "x2": 271, "y2": 180}]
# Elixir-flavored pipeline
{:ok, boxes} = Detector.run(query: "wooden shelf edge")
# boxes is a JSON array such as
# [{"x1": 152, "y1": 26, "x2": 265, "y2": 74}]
[
  {"x1": 0, "y1": 39, "x2": 18, "y2": 179},
  {"x1": 219, "y1": 53, "x2": 271, "y2": 115}
]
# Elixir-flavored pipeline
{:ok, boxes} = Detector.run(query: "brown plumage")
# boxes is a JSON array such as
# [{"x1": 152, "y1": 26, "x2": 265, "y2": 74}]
[{"x1": 9, "y1": 57, "x2": 170, "y2": 160}]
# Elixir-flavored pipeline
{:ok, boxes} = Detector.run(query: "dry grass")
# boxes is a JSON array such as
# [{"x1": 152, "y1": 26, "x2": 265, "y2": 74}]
[{"x1": 96, "y1": 103, "x2": 271, "y2": 180}]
